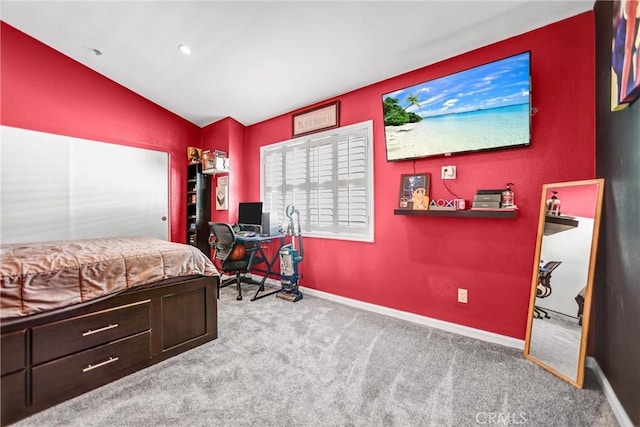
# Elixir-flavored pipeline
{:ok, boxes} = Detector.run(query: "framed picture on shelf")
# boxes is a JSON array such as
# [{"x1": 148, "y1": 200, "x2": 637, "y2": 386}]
[{"x1": 399, "y1": 173, "x2": 430, "y2": 210}]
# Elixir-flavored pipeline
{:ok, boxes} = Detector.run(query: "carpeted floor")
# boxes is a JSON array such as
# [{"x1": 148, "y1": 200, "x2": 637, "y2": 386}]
[
  {"x1": 529, "y1": 315, "x2": 582, "y2": 381},
  {"x1": 14, "y1": 283, "x2": 618, "y2": 426}
]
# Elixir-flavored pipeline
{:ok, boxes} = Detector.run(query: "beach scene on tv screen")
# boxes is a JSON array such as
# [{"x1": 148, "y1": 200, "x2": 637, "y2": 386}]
[{"x1": 383, "y1": 52, "x2": 531, "y2": 161}]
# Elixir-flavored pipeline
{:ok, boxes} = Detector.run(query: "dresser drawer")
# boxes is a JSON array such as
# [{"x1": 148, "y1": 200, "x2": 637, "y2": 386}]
[
  {"x1": 32, "y1": 300, "x2": 150, "y2": 365},
  {"x1": 32, "y1": 330, "x2": 150, "y2": 408},
  {"x1": 1, "y1": 370, "x2": 26, "y2": 426},
  {"x1": 1, "y1": 329, "x2": 26, "y2": 375}
]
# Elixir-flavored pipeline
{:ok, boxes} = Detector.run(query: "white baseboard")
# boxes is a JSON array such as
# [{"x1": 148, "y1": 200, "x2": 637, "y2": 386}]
[
  {"x1": 297, "y1": 285, "x2": 524, "y2": 350},
  {"x1": 586, "y1": 357, "x2": 634, "y2": 427}
]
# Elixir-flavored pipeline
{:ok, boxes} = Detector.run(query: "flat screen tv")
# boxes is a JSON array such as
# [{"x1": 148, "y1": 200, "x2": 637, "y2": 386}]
[{"x1": 382, "y1": 51, "x2": 531, "y2": 161}]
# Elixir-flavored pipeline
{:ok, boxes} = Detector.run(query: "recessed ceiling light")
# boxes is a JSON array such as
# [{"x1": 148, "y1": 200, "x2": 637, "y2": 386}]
[{"x1": 178, "y1": 44, "x2": 191, "y2": 55}]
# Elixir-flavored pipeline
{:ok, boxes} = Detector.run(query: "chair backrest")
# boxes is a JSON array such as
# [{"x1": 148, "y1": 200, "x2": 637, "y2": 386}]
[
  {"x1": 537, "y1": 260, "x2": 562, "y2": 297},
  {"x1": 209, "y1": 222, "x2": 236, "y2": 261},
  {"x1": 540, "y1": 261, "x2": 562, "y2": 277}
]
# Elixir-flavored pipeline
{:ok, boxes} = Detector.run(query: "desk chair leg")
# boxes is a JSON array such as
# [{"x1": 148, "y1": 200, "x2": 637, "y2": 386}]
[
  {"x1": 534, "y1": 306, "x2": 550, "y2": 319},
  {"x1": 235, "y1": 272, "x2": 243, "y2": 301}
]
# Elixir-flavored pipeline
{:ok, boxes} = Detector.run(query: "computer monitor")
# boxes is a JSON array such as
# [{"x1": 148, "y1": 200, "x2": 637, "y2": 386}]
[{"x1": 238, "y1": 202, "x2": 263, "y2": 227}]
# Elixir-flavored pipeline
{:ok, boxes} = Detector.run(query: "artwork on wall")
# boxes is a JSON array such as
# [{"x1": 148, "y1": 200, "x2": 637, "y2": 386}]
[
  {"x1": 611, "y1": 0, "x2": 640, "y2": 111},
  {"x1": 398, "y1": 173, "x2": 430, "y2": 210},
  {"x1": 292, "y1": 101, "x2": 340, "y2": 137},
  {"x1": 187, "y1": 146, "x2": 202, "y2": 164},
  {"x1": 216, "y1": 176, "x2": 228, "y2": 210}
]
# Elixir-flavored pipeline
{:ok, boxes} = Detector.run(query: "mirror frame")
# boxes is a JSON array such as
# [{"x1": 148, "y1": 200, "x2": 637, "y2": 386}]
[{"x1": 523, "y1": 178, "x2": 605, "y2": 388}]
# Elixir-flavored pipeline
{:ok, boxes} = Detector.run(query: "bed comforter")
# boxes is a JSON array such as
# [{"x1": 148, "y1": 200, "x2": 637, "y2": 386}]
[{"x1": 0, "y1": 236, "x2": 218, "y2": 319}]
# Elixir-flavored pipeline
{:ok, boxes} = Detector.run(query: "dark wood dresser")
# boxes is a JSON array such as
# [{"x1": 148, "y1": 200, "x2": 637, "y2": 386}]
[{"x1": 1, "y1": 275, "x2": 218, "y2": 425}]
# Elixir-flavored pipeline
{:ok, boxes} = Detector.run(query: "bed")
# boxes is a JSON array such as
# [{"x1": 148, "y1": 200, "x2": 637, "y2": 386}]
[{"x1": 0, "y1": 237, "x2": 220, "y2": 425}]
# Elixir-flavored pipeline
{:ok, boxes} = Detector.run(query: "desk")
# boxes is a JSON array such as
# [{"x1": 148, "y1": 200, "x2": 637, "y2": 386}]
[{"x1": 236, "y1": 234, "x2": 286, "y2": 301}]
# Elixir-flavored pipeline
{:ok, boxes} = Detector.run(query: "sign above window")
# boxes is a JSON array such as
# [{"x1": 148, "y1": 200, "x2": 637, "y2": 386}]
[{"x1": 292, "y1": 101, "x2": 340, "y2": 137}]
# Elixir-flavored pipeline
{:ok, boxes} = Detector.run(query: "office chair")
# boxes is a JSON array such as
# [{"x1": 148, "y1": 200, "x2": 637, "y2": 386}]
[
  {"x1": 534, "y1": 260, "x2": 562, "y2": 319},
  {"x1": 209, "y1": 222, "x2": 257, "y2": 301}
]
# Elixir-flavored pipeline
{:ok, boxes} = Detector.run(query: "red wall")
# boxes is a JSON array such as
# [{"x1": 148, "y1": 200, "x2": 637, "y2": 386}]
[
  {"x1": 201, "y1": 118, "x2": 231, "y2": 225},
  {"x1": 201, "y1": 117, "x2": 247, "y2": 225},
  {"x1": 0, "y1": 22, "x2": 200, "y2": 243},
  {"x1": 1, "y1": 12, "x2": 596, "y2": 340},
  {"x1": 244, "y1": 12, "x2": 596, "y2": 339}
]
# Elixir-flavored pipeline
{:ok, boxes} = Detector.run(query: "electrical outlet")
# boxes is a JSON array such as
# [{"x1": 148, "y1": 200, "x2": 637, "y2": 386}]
[
  {"x1": 441, "y1": 165, "x2": 457, "y2": 180},
  {"x1": 458, "y1": 288, "x2": 468, "y2": 304}
]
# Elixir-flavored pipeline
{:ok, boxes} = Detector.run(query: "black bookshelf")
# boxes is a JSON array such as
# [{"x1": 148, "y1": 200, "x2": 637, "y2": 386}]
[{"x1": 187, "y1": 163, "x2": 211, "y2": 255}]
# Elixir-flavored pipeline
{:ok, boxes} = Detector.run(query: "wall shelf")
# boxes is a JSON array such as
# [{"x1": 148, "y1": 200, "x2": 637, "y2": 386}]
[
  {"x1": 544, "y1": 214, "x2": 579, "y2": 235},
  {"x1": 202, "y1": 167, "x2": 229, "y2": 175},
  {"x1": 394, "y1": 209, "x2": 518, "y2": 218}
]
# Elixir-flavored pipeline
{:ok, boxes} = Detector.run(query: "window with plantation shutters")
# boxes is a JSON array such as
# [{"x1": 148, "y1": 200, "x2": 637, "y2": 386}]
[{"x1": 261, "y1": 120, "x2": 373, "y2": 242}]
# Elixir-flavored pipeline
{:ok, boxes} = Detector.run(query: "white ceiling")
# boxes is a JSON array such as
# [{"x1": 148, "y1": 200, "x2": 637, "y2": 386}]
[{"x1": 1, "y1": 1, "x2": 593, "y2": 127}]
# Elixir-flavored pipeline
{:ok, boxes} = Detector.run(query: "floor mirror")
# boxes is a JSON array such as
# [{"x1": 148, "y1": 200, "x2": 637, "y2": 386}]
[{"x1": 524, "y1": 178, "x2": 604, "y2": 388}]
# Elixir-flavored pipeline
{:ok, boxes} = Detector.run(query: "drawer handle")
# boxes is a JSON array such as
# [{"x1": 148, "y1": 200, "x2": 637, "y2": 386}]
[
  {"x1": 82, "y1": 323, "x2": 119, "y2": 337},
  {"x1": 82, "y1": 356, "x2": 119, "y2": 373}
]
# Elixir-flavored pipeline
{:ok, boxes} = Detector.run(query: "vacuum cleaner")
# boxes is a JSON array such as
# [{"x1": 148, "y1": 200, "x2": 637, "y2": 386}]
[{"x1": 277, "y1": 205, "x2": 304, "y2": 302}]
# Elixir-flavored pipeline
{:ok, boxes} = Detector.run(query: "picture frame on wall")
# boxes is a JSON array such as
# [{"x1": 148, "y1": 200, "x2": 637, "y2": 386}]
[
  {"x1": 216, "y1": 176, "x2": 228, "y2": 210},
  {"x1": 611, "y1": 0, "x2": 640, "y2": 111},
  {"x1": 399, "y1": 173, "x2": 430, "y2": 210},
  {"x1": 187, "y1": 146, "x2": 202, "y2": 164},
  {"x1": 292, "y1": 101, "x2": 340, "y2": 137}
]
